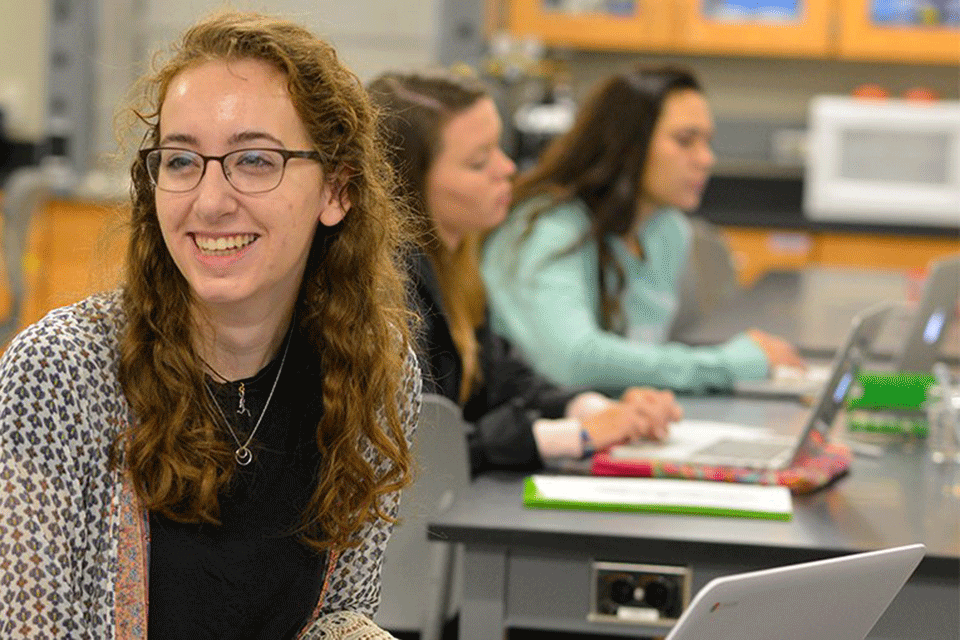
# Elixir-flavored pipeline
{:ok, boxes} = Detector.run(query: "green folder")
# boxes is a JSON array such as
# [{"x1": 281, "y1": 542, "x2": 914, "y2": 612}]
[{"x1": 523, "y1": 475, "x2": 792, "y2": 521}]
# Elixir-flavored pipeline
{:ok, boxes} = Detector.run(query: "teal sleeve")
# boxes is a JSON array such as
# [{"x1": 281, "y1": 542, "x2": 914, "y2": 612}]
[{"x1": 482, "y1": 202, "x2": 770, "y2": 394}]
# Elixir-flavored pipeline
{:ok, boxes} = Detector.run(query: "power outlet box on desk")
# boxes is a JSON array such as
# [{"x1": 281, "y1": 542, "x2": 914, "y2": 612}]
[{"x1": 588, "y1": 561, "x2": 691, "y2": 627}]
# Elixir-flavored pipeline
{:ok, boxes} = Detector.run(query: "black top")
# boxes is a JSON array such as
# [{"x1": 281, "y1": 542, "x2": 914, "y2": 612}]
[
  {"x1": 148, "y1": 326, "x2": 328, "y2": 640},
  {"x1": 409, "y1": 252, "x2": 581, "y2": 475}
]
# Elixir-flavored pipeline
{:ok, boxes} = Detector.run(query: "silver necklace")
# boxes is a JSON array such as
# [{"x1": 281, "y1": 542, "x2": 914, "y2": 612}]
[{"x1": 204, "y1": 322, "x2": 293, "y2": 466}]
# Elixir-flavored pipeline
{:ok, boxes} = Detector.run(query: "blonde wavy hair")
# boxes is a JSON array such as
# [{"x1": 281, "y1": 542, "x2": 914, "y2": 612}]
[{"x1": 116, "y1": 11, "x2": 414, "y2": 551}]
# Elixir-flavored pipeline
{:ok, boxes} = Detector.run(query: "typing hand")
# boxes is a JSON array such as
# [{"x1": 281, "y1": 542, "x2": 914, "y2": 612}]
[
  {"x1": 581, "y1": 388, "x2": 681, "y2": 451},
  {"x1": 747, "y1": 329, "x2": 806, "y2": 371},
  {"x1": 620, "y1": 387, "x2": 683, "y2": 440}
]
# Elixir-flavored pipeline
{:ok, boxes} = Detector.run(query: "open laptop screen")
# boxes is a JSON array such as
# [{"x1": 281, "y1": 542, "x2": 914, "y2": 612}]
[
  {"x1": 794, "y1": 303, "x2": 894, "y2": 461},
  {"x1": 897, "y1": 255, "x2": 960, "y2": 372},
  {"x1": 922, "y1": 308, "x2": 946, "y2": 346}
]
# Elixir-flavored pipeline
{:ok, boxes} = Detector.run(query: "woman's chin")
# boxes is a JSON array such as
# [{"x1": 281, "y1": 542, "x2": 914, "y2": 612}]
[
  {"x1": 484, "y1": 206, "x2": 510, "y2": 231},
  {"x1": 679, "y1": 195, "x2": 703, "y2": 213}
]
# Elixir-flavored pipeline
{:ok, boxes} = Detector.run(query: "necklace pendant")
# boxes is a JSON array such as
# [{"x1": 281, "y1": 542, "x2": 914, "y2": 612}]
[
  {"x1": 235, "y1": 446, "x2": 253, "y2": 466},
  {"x1": 237, "y1": 382, "x2": 251, "y2": 416},
  {"x1": 206, "y1": 318, "x2": 293, "y2": 470}
]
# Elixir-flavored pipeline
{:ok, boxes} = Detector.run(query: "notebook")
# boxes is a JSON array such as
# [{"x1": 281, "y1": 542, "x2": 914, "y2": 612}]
[
  {"x1": 735, "y1": 254, "x2": 959, "y2": 399},
  {"x1": 610, "y1": 302, "x2": 895, "y2": 470},
  {"x1": 664, "y1": 543, "x2": 925, "y2": 640}
]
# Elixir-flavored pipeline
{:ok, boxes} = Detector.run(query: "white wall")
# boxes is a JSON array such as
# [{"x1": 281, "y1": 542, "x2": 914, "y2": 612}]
[
  {"x1": 0, "y1": 0, "x2": 443, "y2": 150},
  {"x1": 0, "y1": 0, "x2": 50, "y2": 140},
  {"x1": 568, "y1": 51, "x2": 960, "y2": 125},
  {"x1": 139, "y1": 0, "x2": 442, "y2": 81}
]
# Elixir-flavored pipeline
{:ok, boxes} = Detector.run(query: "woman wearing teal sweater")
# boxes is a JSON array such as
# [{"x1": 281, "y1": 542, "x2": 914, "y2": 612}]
[{"x1": 483, "y1": 66, "x2": 803, "y2": 394}]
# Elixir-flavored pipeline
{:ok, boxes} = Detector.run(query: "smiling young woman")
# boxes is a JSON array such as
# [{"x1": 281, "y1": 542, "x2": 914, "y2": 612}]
[{"x1": 0, "y1": 11, "x2": 419, "y2": 639}]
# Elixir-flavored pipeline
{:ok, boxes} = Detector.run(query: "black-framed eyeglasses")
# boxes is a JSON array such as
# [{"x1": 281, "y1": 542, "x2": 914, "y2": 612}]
[{"x1": 139, "y1": 147, "x2": 324, "y2": 194}]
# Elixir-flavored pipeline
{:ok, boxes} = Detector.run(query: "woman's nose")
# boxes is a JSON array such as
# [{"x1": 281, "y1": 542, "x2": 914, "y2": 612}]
[
  {"x1": 193, "y1": 160, "x2": 238, "y2": 215},
  {"x1": 496, "y1": 149, "x2": 517, "y2": 179},
  {"x1": 697, "y1": 142, "x2": 716, "y2": 170}
]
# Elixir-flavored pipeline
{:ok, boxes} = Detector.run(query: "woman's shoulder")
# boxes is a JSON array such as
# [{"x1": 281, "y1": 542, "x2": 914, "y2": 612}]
[
  {"x1": 1, "y1": 291, "x2": 125, "y2": 374},
  {"x1": 399, "y1": 343, "x2": 422, "y2": 442},
  {"x1": 645, "y1": 208, "x2": 692, "y2": 243},
  {"x1": 0, "y1": 292, "x2": 127, "y2": 466},
  {"x1": 485, "y1": 196, "x2": 592, "y2": 268},
  {"x1": 511, "y1": 195, "x2": 592, "y2": 238}
]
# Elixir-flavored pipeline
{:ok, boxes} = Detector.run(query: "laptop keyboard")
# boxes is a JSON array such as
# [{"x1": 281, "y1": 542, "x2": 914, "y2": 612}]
[{"x1": 692, "y1": 438, "x2": 795, "y2": 469}]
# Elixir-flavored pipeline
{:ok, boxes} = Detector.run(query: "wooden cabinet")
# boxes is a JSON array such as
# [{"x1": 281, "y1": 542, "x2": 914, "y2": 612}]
[
  {"x1": 675, "y1": 0, "x2": 834, "y2": 58},
  {"x1": 836, "y1": 0, "x2": 960, "y2": 65},
  {"x1": 503, "y1": 0, "x2": 960, "y2": 65},
  {"x1": 1, "y1": 199, "x2": 127, "y2": 348},
  {"x1": 721, "y1": 227, "x2": 815, "y2": 285},
  {"x1": 721, "y1": 225, "x2": 960, "y2": 285},
  {"x1": 506, "y1": 0, "x2": 674, "y2": 51},
  {"x1": 812, "y1": 231, "x2": 960, "y2": 270}
]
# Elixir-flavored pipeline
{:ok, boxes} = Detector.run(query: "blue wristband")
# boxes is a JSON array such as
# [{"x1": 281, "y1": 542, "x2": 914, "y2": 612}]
[{"x1": 580, "y1": 428, "x2": 595, "y2": 457}]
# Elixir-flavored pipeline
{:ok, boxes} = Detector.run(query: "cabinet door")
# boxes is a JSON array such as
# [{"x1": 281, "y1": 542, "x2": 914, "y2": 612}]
[
  {"x1": 812, "y1": 232, "x2": 960, "y2": 270},
  {"x1": 837, "y1": 0, "x2": 960, "y2": 65},
  {"x1": 507, "y1": 0, "x2": 674, "y2": 51},
  {"x1": 20, "y1": 201, "x2": 127, "y2": 336},
  {"x1": 675, "y1": 0, "x2": 834, "y2": 57},
  {"x1": 720, "y1": 227, "x2": 815, "y2": 285}
]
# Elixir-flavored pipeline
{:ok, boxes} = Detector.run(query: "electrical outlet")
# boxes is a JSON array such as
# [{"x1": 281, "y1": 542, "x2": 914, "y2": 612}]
[{"x1": 589, "y1": 561, "x2": 691, "y2": 627}]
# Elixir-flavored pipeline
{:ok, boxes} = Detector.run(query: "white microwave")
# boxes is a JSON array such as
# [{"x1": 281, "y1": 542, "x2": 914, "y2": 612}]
[{"x1": 804, "y1": 95, "x2": 960, "y2": 228}]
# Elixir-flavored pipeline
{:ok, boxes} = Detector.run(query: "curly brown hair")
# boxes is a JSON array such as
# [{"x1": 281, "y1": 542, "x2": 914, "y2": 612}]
[
  {"x1": 512, "y1": 66, "x2": 702, "y2": 331},
  {"x1": 117, "y1": 11, "x2": 415, "y2": 551},
  {"x1": 367, "y1": 70, "x2": 489, "y2": 404}
]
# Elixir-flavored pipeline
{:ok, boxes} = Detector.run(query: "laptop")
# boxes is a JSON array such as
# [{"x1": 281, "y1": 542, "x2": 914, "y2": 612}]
[
  {"x1": 735, "y1": 254, "x2": 960, "y2": 399},
  {"x1": 664, "y1": 543, "x2": 925, "y2": 640},
  {"x1": 610, "y1": 302, "x2": 896, "y2": 470},
  {"x1": 894, "y1": 253, "x2": 960, "y2": 373}
]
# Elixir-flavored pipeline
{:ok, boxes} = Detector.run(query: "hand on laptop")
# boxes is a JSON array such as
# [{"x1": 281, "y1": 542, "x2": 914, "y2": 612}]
[
  {"x1": 747, "y1": 329, "x2": 806, "y2": 371},
  {"x1": 581, "y1": 388, "x2": 681, "y2": 451}
]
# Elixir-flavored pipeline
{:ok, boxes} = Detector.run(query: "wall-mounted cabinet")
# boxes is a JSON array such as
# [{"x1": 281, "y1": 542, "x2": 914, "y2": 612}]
[
  {"x1": 507, "y1": 0, "x2": 674, "y2": 51},
  {"x1": 676, "y1": 0, "x2": 834, "y2": 58},
  {"x1": 836, "y1": 0, "x2": 960, "y2": 65},
  {"x1": 504, "y1": 0, "x2": 960, "y2": 65}
]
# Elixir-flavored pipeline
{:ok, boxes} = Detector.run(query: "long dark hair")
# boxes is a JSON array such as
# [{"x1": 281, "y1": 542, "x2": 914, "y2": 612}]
[{"x1": 512, "y1": 65, "x2": 702, "y2": 330}]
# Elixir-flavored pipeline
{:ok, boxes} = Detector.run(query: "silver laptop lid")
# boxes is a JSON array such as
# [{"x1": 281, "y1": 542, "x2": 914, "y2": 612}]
[
  {"x1": 664, "y1": 543, "x2": 925, "y2": 640},
  {"x1": 789, "y1": 301, "x2": 897, "y2": 464},
  {"x1": 896, "y1": 254, "x2": 960, "y2": 373}
]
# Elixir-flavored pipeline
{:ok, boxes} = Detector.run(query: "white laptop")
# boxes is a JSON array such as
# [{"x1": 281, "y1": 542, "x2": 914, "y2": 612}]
[
  {"x1": 664, "y1": 543, "x2": 925, "y2": 640},
  {"x1": 735, "y1": 254, "x2": 960, "y2": 400},
  {"x1": 611, "y1": 303, "x2": 895, "y2": 470}
]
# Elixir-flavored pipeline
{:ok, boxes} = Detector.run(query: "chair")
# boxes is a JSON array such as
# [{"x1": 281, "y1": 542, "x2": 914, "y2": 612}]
[
  {"x1": 1, "y1": 167, "x2": 51, "y2": 344},
  {"x1": 669, "y1": 216, "x2": 741, "y2": 340},
  {"x1": 375, "y1": 393, "x2": 471, "y2": 640}
]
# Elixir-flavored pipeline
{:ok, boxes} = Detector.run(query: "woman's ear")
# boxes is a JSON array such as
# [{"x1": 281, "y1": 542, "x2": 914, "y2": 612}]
[{"x1": 318, "y1": 173, "x2": 352, "y2": 227}]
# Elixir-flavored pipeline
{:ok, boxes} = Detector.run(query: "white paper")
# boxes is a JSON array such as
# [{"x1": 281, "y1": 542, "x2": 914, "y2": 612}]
[{"x1": 531, "y1": 474, "x2": 792, "y2": 515}]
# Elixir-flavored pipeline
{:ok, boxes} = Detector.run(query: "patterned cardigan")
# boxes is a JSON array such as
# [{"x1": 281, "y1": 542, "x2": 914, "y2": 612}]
[{"x1": 0, "y1": 292, "x2": 421, "y2": 639}]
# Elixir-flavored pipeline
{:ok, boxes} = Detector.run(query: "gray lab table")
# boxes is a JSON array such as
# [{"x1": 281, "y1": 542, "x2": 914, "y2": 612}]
[{"x1": 429, "y1": 396, "x2": 960, "y2": 639}]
